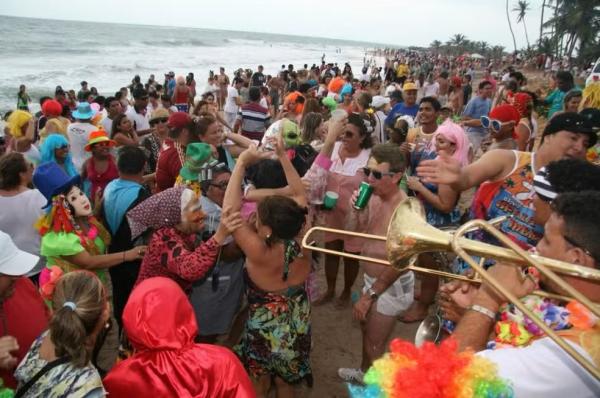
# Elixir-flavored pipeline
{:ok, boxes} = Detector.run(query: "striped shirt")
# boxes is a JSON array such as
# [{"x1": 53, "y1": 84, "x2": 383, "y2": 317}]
[{"x1": 237, "y1": 102, "x2": 271, "y2": 141}]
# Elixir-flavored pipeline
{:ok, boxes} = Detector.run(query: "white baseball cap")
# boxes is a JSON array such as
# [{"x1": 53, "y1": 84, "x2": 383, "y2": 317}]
[
  {"x1": 371, "y1": 96, "x2": 390, "y2": 109},
  {"x1": 0, "y1": 231, "x2": 39, "y2": 276}
]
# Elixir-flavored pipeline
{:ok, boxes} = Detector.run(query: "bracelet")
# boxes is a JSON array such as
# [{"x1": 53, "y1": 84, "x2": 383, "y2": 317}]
[{"x1": 468, "y1": 304, "x2": 496, "y2": 320}]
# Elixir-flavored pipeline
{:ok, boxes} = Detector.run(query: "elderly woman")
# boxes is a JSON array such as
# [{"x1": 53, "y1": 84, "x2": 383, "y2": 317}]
[
  {"x1": 0, "y1": 153, "x2": 46, "y2": 280},
  {"x1": 128, "y1": 186, "x2": 241, "y2": 294},
  {"x1": 103, "y1": 277, "x2": 254, "y2": 397},
  {"x1": 40, "y1": 134, "x2": 78, "y2": 177}
]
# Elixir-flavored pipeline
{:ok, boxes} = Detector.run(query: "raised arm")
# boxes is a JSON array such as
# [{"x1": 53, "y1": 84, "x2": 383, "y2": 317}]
[
  {"x1": 272, "y1": 134, "x2": 306, "y2": 207},
  {"x1": 416, "y1": 149, "x2": 515, "y2": 193},
  {"x1": 62, "y1": 246, "x2": 146, "y2": 270}
]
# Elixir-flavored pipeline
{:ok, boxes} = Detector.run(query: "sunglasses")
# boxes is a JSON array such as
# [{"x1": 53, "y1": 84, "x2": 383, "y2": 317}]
[
  {"x1": 57, "y1": 144, "x2": 69, "y2": 150},
  {"x1": 363, "y1": 167, "x2": 395, "y2": 180},
  {"x1": 480, "y1": 116, "x2": 503, "y2": 131},
  {"x1": 210, "y1": 181, "x2": 229, "y2": 190},
  {"x1": 344, "y1": 131, "x2": 356, "y2": 138},
  {"x1": 150, "y1": 117, "x2": 168, "y2": 126}
]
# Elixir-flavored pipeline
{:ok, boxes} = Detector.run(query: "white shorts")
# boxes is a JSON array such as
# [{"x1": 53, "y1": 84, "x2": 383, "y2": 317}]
[{"x1": 363, "y1": 272, "x2": 414, "y2": 317}]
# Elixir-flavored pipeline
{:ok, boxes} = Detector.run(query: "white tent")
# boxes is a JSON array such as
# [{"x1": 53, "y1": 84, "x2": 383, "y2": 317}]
[{"x1": 470, "y1": 53, "x2": 485, "y2": 59}]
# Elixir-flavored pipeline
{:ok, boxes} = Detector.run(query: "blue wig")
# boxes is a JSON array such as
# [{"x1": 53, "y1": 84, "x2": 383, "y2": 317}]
[{"x1": 40, "y1": 134, "x2": 79, "y2": 177}]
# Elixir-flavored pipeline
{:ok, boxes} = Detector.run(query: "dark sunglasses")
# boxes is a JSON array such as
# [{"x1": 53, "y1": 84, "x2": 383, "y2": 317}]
[
  {"x1": 344, "y1": 131, "x2": 355, "y2": 138},
  {"x1": 210, "y1": 181, "x2": 229, "y2": 190},
  {"x1": 150, "y1": 117, "x2": 169, "y2": 126},
  {"x1": 57, "y1": 144, "x2": 69, "y2": 150},
  {"x1": 363, "y1": 167, "x2": 395, "y2": 180}
]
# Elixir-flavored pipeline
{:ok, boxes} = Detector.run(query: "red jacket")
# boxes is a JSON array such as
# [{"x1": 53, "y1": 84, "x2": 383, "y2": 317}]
[{"x1": 155, "y1": 142, "x2": 182, "y2": 192}]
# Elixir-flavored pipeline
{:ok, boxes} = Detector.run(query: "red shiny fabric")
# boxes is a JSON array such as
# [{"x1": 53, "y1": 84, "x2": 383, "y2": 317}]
[{"x1": 103, "y1": 277, "x2": 255, "y2": 398}]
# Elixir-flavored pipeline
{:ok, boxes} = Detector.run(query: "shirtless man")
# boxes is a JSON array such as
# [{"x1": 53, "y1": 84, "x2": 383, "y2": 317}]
[
  {"x1": 217, "y1": 67, "x2": 230, "y2": 111},
  {"x1": 338, "y1": 144, "x2": 414, "y2": 384}
]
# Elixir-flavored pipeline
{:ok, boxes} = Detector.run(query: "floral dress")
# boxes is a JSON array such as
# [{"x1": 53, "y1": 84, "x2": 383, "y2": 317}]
[
  {"x1": 14, "y1": 332, "x2": 105, "y2": 398},
  {"x1": 234, "y1": 242, "x2": 312, "y2": 386}
]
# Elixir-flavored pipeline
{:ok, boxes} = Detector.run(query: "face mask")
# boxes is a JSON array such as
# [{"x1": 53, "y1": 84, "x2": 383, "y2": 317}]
[{"x1": 66, "y1": 186, "x2": 92, "y2": 217}]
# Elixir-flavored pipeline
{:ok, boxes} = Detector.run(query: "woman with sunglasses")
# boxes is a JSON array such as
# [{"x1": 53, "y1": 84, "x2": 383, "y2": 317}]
[
  {"x1": 40, "y1": 133, "x2": 79, "y2": 177},
  {"x1": 407, "y1": 120, "x2": 469, "y2": 227},
  {"x1": 141, "y1": 108, "x2": 170, "y2": 176},
  {"x1": 315, "y1": 112, "x2": 374, "y2": 308},
  {"x1": 14, "y1": 271, "x2": 109, "y2": 397}
]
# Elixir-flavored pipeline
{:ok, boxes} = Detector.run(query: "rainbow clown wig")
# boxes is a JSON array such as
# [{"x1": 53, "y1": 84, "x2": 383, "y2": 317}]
[{"x1": 349, "y1": 338, "x2": 513, "y2": 398}]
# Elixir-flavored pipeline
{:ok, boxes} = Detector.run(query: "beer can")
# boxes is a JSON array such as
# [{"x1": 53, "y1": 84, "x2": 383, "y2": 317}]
[{"x1": 353, "y1": 182, "x2": 373, "y2": 210}]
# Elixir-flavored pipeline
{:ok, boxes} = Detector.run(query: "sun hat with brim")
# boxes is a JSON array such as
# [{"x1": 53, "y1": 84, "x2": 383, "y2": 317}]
[
  {"x1": 179, "y1": 143, "x2": 214, "y2": 182},
  {"x1": 33, "y1": 162, "x2": 81, "y2": 208},
  {"x1": 149, "y1": 108, "x2": 170, "y2": 123},
  {"x1": 72, "y1": 102, "x2": 96, "y2": 120},
  {"x1": 0, "y1": 231, "x2": 39, "y2": 276},
  {"x1": 85, "y1": 130, "x2": 116, "y2": 152}
]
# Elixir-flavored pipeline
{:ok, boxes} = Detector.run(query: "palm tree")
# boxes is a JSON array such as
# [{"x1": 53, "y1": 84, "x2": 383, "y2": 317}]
[
  {"x1": 506, "y1": 0, "x2": 518, "y2": 52},
  {"x1": 539, "y1": 0, "x2": 547, "y2": 47},
  {"x1": 450, "y1": 33, "x2": 467, "y2": 47},
  {"x1": 513, "y1": 0, "x2": 531, "y2": 48},
  {"x1": 429, "y1": 40, "x2": 442, "y2": 52}
]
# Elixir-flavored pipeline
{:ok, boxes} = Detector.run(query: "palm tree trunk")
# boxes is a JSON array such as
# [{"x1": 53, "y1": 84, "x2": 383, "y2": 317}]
[
  {"x1": 539, "y1": 0, "x2": 546, "y2": 46},
  {"x1": 506, "y1": 0, "x2": 518, "y2": 52},
  {"x1": 523, "y1": 18, "x2": 531, "y2": 48}
]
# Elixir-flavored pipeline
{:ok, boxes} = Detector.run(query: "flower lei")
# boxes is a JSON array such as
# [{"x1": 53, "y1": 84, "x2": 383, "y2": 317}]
[{"x1": 487, "y1": 295, "x2": 598, "y2": 350}]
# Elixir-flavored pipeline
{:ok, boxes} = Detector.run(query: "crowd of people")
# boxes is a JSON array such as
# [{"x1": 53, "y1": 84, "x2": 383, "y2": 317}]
[{"x1": 1, "y1": 48, "x2": 600, "y2": 397}]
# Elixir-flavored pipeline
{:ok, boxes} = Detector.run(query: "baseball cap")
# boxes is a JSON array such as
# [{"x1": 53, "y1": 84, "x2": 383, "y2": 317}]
[
  {"x1": 0, "y1": 231, "x2": 39, "y2": 276},
  {"x1": 542, "y1": 112, "x2": 597, "y2": 147},
  {"x1": 167, "y1": 112, "x2": 192, "y2": 129},
  {"x1": 580, "y1": 108, "x2": 600, "y2": 133},
  {"x1": 533, "y1": 167, "x2": 556, "y2": 202},
  {"x1": 402, "y1": 82, "x2": 418, "y2": 91},
  {"x1": 371, "y1": 96, "x2": 390, "y2": 108}
]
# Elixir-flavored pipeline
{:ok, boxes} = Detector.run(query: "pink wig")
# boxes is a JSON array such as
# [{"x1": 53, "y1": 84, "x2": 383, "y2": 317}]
[{"x1": 433, "y1": 120, "x2": 470, "y2": 167}]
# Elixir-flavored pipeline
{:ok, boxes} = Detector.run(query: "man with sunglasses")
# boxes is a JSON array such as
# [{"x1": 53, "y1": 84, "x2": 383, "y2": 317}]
[
  {"x1": 339, "y1": 144, "x2": 414, "y2": 384},
  {"x1": 126, "y1": 87, "x2": 152, "y2": 138},
  {"x1": 190, "y1": 164, "x2": 246, "y2": 345},
  {"x1": 482, "y1": 104, "x2": 521, "y2": 150},
  {"x1": 417, "y1": 112, "x2": 597, "y2": 274}
]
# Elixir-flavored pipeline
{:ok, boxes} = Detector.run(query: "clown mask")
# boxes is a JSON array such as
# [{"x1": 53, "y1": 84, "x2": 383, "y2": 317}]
[
  {"x1": 180, "y1": 188, "x2": 205, "y2": 233},
  {"x1": 66, "y1": 186, "x2": 92, "y2": 217}
]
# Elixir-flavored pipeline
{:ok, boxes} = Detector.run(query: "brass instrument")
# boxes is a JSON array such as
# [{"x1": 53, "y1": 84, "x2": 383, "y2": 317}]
[{"x1": 302, "y1": 197, "x2": 600, "y2": 379}]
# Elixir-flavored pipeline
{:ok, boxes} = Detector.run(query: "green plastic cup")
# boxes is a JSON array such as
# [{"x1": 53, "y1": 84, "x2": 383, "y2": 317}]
[{"x1": 323, "y1": 191, "x2": 339, "y2": 210}]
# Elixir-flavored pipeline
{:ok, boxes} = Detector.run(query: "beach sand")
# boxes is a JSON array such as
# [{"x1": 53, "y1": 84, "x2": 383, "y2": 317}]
[{"x1": 293, "y1": 261, "x2": 420, "y2": 397}]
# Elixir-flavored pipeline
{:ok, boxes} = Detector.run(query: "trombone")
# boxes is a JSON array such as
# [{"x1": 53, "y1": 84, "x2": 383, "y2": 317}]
[{"x1": 302, "y1": 197, "x2": 600, "y2": 379}]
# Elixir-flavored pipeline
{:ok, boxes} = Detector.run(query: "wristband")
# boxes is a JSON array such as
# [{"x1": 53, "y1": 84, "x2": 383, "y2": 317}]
[{"x1": 468, "y1": 304, "x2": 496, "y2": 320}]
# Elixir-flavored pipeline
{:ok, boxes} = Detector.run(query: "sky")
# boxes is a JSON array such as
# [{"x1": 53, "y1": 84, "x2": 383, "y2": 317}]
[{"x1": 0, "y1": 0, "x2": 545, "y2": 49}]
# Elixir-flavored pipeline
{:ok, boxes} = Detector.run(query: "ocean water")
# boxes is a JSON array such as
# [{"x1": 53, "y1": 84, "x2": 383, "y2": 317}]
[{"x1": 0, "y1": 15, "x2": 384, "y2": 115}]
